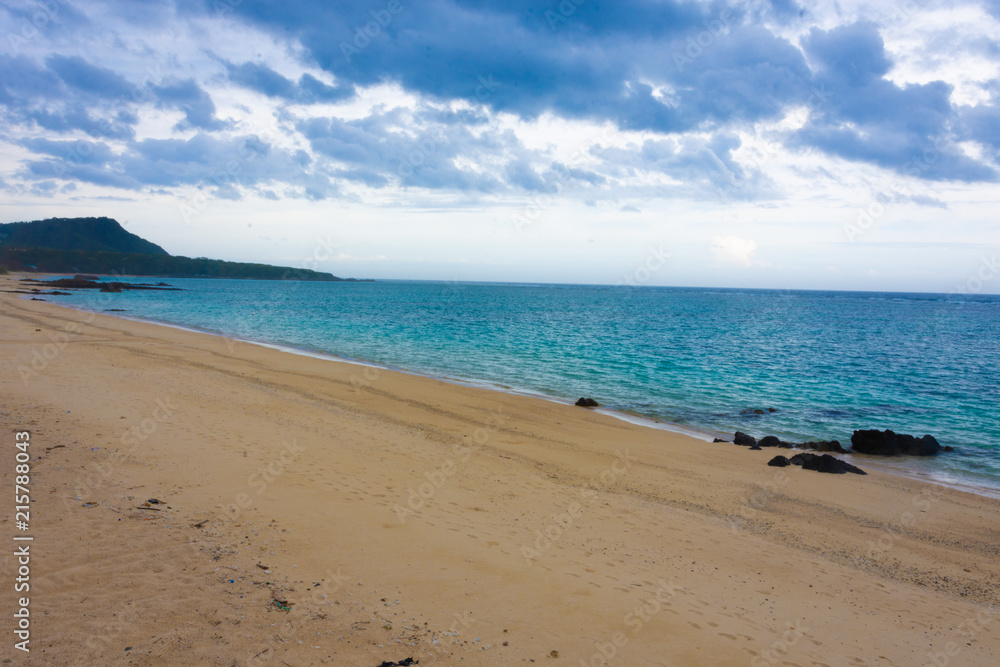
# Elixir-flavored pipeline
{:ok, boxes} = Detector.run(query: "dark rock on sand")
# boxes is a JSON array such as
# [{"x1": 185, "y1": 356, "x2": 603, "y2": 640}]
[
  {"x1": 749, "y1": 444, "x2": 762, "y2": 451},
  {"x1": 851, "y1": 429, "x2": 942, "y2": 456},
  {"x1": 733, "y1": 431, "x2": 757, "y2": 447},
  {"x1": 800, "y1": 440, "x2": 846, "y2": 453},
  {"x1": 378, "y1": 659, "x2": 418, "y2": 667},
  {"x1": 767, "y1": 455, "x2": 791, "y2": 467},
  {"x1": 575, "y1": 397, "x2": 599, "y2": 407},
  {"x1": 758, "y1": 435, "x2": 795, "y2": 448},
  {"x1": 790, "y1": 453, "x2": 866, "y2": 475},
  {"x1": 713, "y1": 438, "x2": 729, "y2": 443}
]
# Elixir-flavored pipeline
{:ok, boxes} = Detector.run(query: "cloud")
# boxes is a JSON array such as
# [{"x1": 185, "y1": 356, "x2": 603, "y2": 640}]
[
  {"x1": 152, "y1": 79, "x2": 229, "y2": 130},
  {"x1": 19, "y1": 133, "x2": 336, "y2": 199},
  {"x1": 795, "y1": 22, "x2": 997, "y2": 182},
  {"x1": 46, "y1": 54, "x2": 133, "y2": 98},
  {"x1": 711, "y1": 236, "x2": 759, "y2": 267},
  {"x1": 224, "y1": 60, "x2": 354, "y2": 104},
  {"x1": 3, "y1": 0, "x2": 1000, "y2": 204}
]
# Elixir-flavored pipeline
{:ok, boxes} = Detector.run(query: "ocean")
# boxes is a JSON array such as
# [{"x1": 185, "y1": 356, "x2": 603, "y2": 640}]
[{"x1": 43, "y1": 278, "x2": 1000, "y2": 495}]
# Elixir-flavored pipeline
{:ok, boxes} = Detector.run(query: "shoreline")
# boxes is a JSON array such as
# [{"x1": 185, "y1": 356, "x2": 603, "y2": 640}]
[
  {"x1": 26, "y1": 288, "x2": 1000, "y2": 502},
  {"x1": 3, "y1": 281, "x2": 1000, "y2": 665}
]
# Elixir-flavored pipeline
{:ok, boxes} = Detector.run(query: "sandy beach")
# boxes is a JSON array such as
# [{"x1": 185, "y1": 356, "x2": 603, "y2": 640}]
[{"x1": 1, "y1": 275, "x2": 998, "y2": 666}]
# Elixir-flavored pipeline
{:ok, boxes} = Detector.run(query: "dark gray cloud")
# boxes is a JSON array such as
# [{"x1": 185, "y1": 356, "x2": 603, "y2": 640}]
[
  {"x1": 4, "y1": 0, "x2": 1000, "y2": 199},
  {"x1": 19, "y1": 133, "x2": 336, "y2": 199},
  {"x1": 181, "y1": 1, "x2": 997, "y2": 182},
  {"x1": 152, "y1": 79, "x2": 230, "y2": 130},
  {"x1": 223, "y1": 60, "x2": 354, "y2": 104},
  {"x1": 796, "y1": 22, "x2": 996, "y2": 182},
  {"x1": 46, "y1": 54, "x2": 133, "y2": 98}
]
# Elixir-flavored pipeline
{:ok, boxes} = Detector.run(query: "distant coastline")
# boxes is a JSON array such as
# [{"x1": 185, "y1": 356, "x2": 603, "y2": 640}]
[{"x1": 0, "y1": 216, "x2": 367, "y2": 282}]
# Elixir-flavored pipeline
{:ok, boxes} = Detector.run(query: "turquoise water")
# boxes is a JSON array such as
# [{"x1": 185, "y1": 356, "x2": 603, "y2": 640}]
[{"x1": 45, "y1": 278, "x2": 1000, "y2": 492}]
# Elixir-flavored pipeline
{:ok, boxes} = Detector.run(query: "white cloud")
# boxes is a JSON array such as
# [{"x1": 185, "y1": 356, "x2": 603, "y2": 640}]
[{"x1": 711, "y1": 235, "x2": 759, "y2": 267}]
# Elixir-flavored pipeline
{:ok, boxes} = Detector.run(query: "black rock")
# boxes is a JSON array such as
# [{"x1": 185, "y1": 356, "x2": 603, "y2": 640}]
[
  {"x1": 800, "y1": 440, "x2": 845, "y2": 453},
  {"x1": 712, "y1": 438, "x2": 729, "y2": 443},
  {"x1": 767, "y1": 455, "x2": 791, "y2": 467},
  {"x1": 851, "y1": 429, "x2": 942, "y2": 456},
  {"x1": 759, "y1": 435, "x2": 795, "y2": 448},
  {"x1": 942, "y1": 446, "x2": 954, "y2": 453},
  {"x1": 749, "y1": 445, "x2": 762, "y2": 451},
  {"x1": 575, "y1": 397, "x2": 599, "y2": 407},
  {"x1": 378, "y1": 659, "x2": 418, "y2": 667},
  {"x1": 790, "y1": 453, "x2": 866, "y2": 475},
  {"x1": 733, "y1": 431, "x2": 757, "y2": 447}
]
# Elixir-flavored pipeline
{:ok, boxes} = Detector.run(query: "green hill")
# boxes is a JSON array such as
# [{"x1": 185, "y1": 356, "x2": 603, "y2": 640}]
[
  {"x1": 0, "y1": 217, "x2": 168, "y2": 255},
  {"x1": 0, "y1": 217, "x2": 352, "y2": 281}
]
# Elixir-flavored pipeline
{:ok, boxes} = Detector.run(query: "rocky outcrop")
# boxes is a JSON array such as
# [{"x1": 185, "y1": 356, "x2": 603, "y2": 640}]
[
  {"x1": 789, "y1": 453, "x2": 866, "y2": 475},
  {"x1": 850, "y1": 430, "x2": 942, "y2": 456},
  {"x1": 767, "y1": 455, "x2": 791, "y2": 467},
  {"x1": 733, "y1": 431, "x2": 757, "y2": 447},
  {"x1": 23, "y1": 278, "x2": 180, "y2": 291},
  {"x1": 575, "y1": 397, "x2": 599, "y2": 407},
  {"x1": 758, "y1": 435, "x2": 795, "y2": 449}
]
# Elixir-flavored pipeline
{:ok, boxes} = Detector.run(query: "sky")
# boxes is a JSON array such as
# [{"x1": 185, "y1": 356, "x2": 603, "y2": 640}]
[{"x1": 1, "y1": 0, "x2": 999, "y2": 293}]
